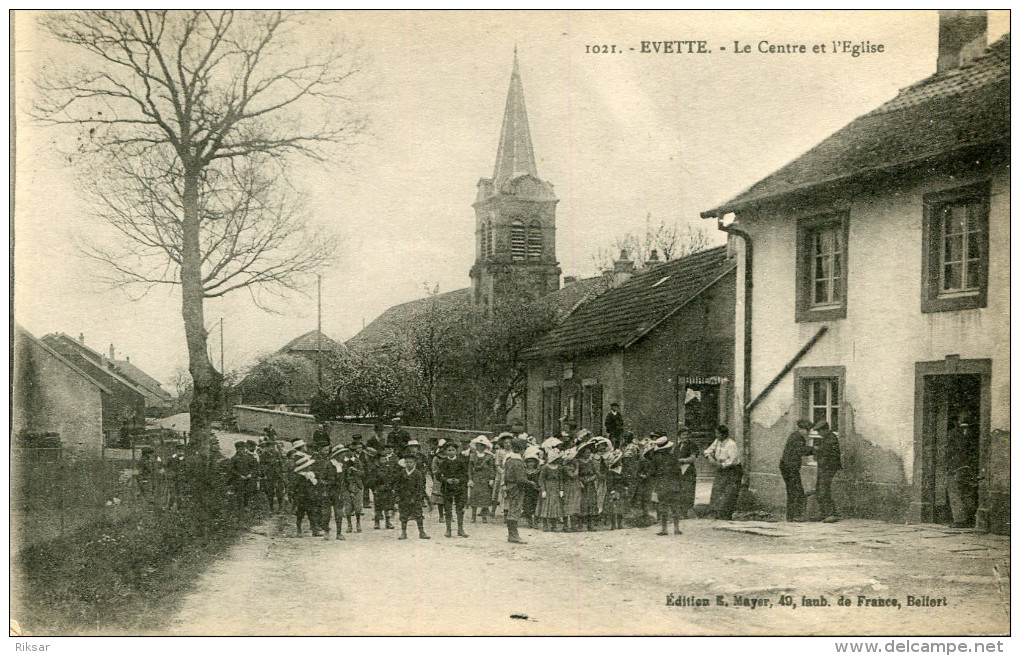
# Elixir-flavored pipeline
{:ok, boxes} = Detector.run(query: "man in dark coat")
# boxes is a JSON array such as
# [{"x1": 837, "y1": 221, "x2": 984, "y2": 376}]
[
  {"x1": 604, "y1": 403, "x2": 625, "y2": 448},
  {"x1": 227, "y1": 441, "x2": 257, "y2": 515},
  {"x1": 648, "y1": 435, "x2": 686, "y2": 536},
  {"x1": 780, "y1": 419, "x2": 814, "y2": 521},
  {"x1": 503, "y1": 438, "x2": 529, "y2": 544},
  {"x1": 388, "y1": 417, "x2": 412, "y2": 453},
  {"x1": 436, "y1": 440, "x2": 470, "y2": 538},
  {"x1": 396, "y1": 443, "x2": 430, "y2": 540},
  {"x1": 812, "y1": 422, "x2": 842, "y2": 522},
  {"x1": 312, "y1": 423, "x2": 331, "y2": 451}
]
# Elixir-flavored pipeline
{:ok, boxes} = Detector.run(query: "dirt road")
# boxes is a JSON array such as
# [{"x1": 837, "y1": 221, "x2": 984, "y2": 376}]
[{"x1": 169, "y1": 513, "x2": 1008, "y2": 636}]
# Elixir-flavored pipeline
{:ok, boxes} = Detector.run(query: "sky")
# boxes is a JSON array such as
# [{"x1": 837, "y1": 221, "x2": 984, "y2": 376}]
[{"x1": 12, "y1": 10, "x2": 1010, "y2": 389}]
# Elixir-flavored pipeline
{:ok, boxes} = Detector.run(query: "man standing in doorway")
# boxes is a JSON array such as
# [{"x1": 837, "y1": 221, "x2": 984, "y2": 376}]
[
  {"x1": 947, "y1": 411, "x2": 979, "y2": 528},
  {"x1": 604, "y1": 403, "x2": 624, "y2": 448}
]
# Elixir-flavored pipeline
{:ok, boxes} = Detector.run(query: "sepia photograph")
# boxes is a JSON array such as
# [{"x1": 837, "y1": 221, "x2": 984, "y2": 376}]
[{"x1": 9, "y1": 9, "x2": 1011, "y2": 640}]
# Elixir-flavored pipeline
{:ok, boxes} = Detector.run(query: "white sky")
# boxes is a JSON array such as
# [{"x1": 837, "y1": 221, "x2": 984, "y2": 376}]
[{"x1": 12, "y1": 10, "x2": 1010, "y2": 388}]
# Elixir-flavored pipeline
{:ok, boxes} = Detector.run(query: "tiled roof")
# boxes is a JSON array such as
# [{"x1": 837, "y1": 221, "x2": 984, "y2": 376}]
[
  {"x1": 346, "y1": 277, "x2": 610, "y2": 354},
  {"x1": 532, "y1": 275, "x2": 609, "y2": 320},
  {"x1": 523, "y1": 246, "x2": 736, "y2": 359},
  {"x1": 702, "y1": 34, "x2": 1010, "y2": 217},
  {"x1": 345, "y1": 288, "x2": 473, "y2": 353},
  {"x1": 42, "y1": 333, "x2": 149, "y2": 396},
  {"x1": 111, "y1": 358, "x2": 173, "y2": 401},
  {"x1": 278, "y1": 330, "x2": 342, "y2": 354},
  {"x1": 16, "y1": 325, "x2": 113, "y2": 395}
]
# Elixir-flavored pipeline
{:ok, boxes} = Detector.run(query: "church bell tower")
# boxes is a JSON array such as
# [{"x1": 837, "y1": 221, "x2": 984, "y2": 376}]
[{"x1": 470, "y1": 50, "x2": 560, "y2": 308}]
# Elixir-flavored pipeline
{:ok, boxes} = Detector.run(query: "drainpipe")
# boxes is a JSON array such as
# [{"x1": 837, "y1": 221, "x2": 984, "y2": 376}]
[{"x1": 717, "y1": 218, "x2": 753, "y2": 486}]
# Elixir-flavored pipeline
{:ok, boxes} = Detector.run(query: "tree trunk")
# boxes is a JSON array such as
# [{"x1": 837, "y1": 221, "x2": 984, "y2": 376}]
[{"x1": 180, "y1": 169, "x2": 221, "y2": 462}]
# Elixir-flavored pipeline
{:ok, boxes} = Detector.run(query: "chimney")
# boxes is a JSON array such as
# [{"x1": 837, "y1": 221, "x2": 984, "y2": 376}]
[
  {"x1": 78, "y1": 333, "x2": 85, "y2": 344},
  {"x1": 109, "y1": 344, "x2": 115, "y2": 360},
  {"x1": 646, "y1": 248, "x2": 662, "y2": 268},
  {"x1": 612, "y1": 249, "x2": 635, "y2": 287},
  {"x1": 937, "y1": 10, "x2": 987, "y2": 74},
  {"x1": 563, "y1": 275, "x2": 577, "y2": 285},
  {"x1": 126, "y1": 356, "x2": 130, "y2": 363}
]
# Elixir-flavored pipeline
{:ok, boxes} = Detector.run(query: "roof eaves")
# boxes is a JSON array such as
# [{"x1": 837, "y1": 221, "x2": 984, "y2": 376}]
[{"x1": 700, "y1": 138, "x2": 1008, "y2": 219}]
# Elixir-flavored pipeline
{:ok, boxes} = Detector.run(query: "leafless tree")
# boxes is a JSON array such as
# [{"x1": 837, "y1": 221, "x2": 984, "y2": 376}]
[
  {"x1": 591, "y1": 213, "x2": 713, "y2": 272},
  {"x1": 34, "y1": 11, "x2": 365, "y2": 457}
]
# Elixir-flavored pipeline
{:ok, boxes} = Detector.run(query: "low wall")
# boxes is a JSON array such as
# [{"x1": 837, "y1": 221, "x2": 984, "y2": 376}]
[
  {"x1": 326, "y1": 422, "x2": 486, "y2": 447},
  {"x1": 234, "y1": 405, "x2": 315, "y2": 442}
]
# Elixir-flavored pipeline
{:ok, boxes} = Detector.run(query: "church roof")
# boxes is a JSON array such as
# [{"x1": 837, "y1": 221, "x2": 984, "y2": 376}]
[
  {"x1": 702, "y1": 33, "x2": 1010, "y2": 217},
  {"x1": 523, "y1": 247, "x2": 736, "y2": 359},
  {"x1": 345, "y1": 288, "x2": 473, "y2": 353},
  {"x1": 477, "y1": 52, "x2": 557, "y2": 202},
  {"x1": 493, "y1": 51, "x2": 538, "y2": 189}
]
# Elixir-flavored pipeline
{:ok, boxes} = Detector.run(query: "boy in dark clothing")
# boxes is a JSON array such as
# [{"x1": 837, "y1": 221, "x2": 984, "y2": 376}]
[
  {"x1": 503, "y1": 438, "x2": 529, "y2": 544},
  {"x1": 292, "y1": 458, "x2": 322, "y2": 537},
  {"x1": 396, "y1": 443, "x2": 430, "y2": 540},
  {"x1": 436, "y1": 441, "x2": 470, "y2": 538},
  {"x1": 373, "y1": 444, "x2": 399, "y2": 530},
  {"x1": 779, "y1": 420, "x2": 814, "y2": 521},
  {"x1": 320, "y1": 445, "x2": 346, "y2": 540}
]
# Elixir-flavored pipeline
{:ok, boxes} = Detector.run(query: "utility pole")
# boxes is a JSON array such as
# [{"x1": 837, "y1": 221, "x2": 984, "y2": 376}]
[
  {"x1": 220, "y1": 317, "x2": 225, "y2": 374},
  {"x1": 317, "y1": 275, "x2": 323, "y2": 391}
]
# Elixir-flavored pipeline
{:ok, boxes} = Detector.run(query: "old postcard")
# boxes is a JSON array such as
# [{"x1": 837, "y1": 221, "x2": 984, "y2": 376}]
[{"x1": 10, "y1": 10, "x2": 1010, "y2": 640}]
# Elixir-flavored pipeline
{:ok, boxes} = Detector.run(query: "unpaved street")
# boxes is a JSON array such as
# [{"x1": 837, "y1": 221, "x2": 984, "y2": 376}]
[{"x1": 170, "y1": 514, "x2": 1008, "y2": 636}]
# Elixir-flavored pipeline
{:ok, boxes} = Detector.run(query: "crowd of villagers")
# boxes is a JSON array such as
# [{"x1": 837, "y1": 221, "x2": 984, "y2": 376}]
[{"x1": 224, "y1": 422, "x2": 742, "y2": 544}]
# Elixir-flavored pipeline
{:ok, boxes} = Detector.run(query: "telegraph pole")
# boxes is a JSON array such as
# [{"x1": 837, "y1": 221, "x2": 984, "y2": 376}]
[
  {"x1": 220, "y1": 317, "x2": 225, "y2": 374},
  {"x1": 317, "y1": 275, "x2": 323, "y2": 391}
]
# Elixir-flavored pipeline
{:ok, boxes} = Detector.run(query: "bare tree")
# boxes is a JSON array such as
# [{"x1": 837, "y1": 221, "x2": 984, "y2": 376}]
[
  {"x1": 591, "y1": 213, "x2": 713, "y2": 272},
  {"x1": 34, "y1": 11, "x2": 365, "y2": 457}
]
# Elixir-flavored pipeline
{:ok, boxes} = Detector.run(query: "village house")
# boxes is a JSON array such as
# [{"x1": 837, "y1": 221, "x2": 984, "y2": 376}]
[
  {"x1": 522, "y1": 246, "x2": 736, "y2": 443},
  {"x1": 13, "y1": 325, "x2": 110, "y2": 457},
  {"x1": 41, "y1": 332, "x2": 147, "y2": 440},
  {"x1": 701, "y1": 12, "x2": 1008, "y2": 533},
  {"x1": 109, "y1": 347, "x2": 174, "y2": 414}
]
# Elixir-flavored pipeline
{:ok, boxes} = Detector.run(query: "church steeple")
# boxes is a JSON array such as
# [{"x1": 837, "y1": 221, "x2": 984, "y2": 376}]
[
  {"x1": 492, "y1": 48, "x2": 538, "y2": 189},
  {"x1": 471, "y1": 51, "x2": 560, "y2": 308}
]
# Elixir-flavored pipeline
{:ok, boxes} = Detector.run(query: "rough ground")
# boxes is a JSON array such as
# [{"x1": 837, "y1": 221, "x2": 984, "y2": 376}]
[{"x1": 168, "y1": 512, "x2": 1009, "y2": 636}]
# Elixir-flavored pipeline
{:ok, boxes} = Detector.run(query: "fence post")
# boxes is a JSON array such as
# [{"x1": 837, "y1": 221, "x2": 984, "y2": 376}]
[{"x1": 58, "y1": 447, "x2": 65, "y2": 537}]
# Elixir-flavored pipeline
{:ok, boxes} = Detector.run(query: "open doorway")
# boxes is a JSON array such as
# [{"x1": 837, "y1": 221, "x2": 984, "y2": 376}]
[{"x1": 915, "y1": 359, "x2": 989, "y2": 528}]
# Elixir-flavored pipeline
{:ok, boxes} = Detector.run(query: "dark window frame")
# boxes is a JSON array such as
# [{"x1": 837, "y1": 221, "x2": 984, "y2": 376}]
[
  {"x1": 794, "y1": 365, "x2": 846, "y2": 436},
  {"x1": 796, "y1": 212, "x2": 849, "y2": 322},
  {"x1": 921, "y1": 181, "x2": 990, "y2": 313}
]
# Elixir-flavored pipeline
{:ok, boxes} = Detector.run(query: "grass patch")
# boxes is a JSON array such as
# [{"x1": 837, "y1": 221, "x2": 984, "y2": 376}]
[{"x1": 12, "y1": 468, "x2": 268, "y2": 635}]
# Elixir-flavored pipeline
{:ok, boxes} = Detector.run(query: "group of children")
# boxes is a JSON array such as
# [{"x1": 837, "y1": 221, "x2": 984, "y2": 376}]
[{"x1": 228, "y1": 423, "x2": 737, "y2": 544}]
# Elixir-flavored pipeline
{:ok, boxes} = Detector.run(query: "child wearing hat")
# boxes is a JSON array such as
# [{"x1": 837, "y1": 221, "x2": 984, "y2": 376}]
[
  {"x1": 604, "y1": 449, "x2": 626, "y2": 530},
  {"x1": 292, "y1": 458, "x2": 322, "y2": 537},
  {"x1": 396, "y1": 442, "x2": 430, "y2": 540},
  {"x1": 559, "y1": 449, "x2": 583, "y2": 532},
  {"x1": 435, "y1": 440, "x2": 470, "y2": 538},
  {"x1": 577, "y1": 442, "x2": 601, "y2": 531},
  {"x1": 468, "y1": 436, "x2": 495, "y2": 523},
  {"x1": 321, "y1": 445, "x2": 346, "y2": 540},
  {"x1": 430, "y1": 441, "x2": 448, "y2": 523},
  {"x1": 522, "y1": 447, "x2": 542, "y2": 529},
  {"x1": 537, "y1": 450, "x2": 563, "y2": 531},
  {"x1": 502, "y1": 438, "x2": 529, "y2": 544},
  {"x1": 648, "y1": 434, "x2": 685, "y2": 536},
  {"x1": 340, "y1": 446, "x2": 365, "y2": 533},
  {"x1": 373, "y1": 443, "x2": 399, "y2": 530}
]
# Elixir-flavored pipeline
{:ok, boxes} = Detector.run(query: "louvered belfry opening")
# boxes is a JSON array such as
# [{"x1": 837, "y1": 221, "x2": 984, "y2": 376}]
[
  {"x1": 510, "y1": 220, "x2": 527, "y2": 261},
  {"x1": 527, "y1": 221, "x2": 542, "y2": 260}
]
